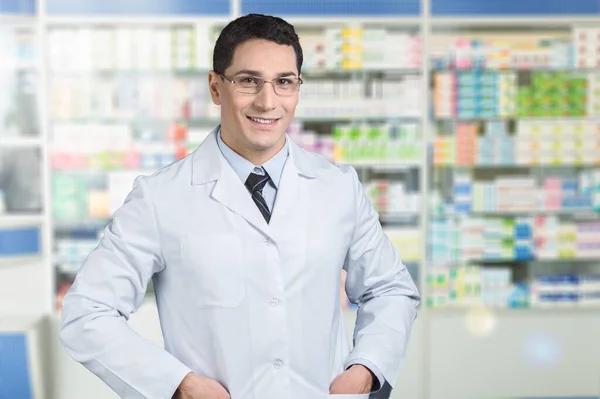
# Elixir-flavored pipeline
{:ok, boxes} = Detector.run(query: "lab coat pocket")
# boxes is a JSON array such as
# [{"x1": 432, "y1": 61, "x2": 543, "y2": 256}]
[
  {"x1": 180, "y1": 233, "x2": 245, "y2": 309},
  {"x1": 328, "y1": 394, "x2": 370, "y2": 399}
]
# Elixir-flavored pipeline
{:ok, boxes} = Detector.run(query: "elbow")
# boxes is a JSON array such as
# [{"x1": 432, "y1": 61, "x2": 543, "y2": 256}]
[{"x1": 58, "y1": 292, "x2": 117, "y2": 362}]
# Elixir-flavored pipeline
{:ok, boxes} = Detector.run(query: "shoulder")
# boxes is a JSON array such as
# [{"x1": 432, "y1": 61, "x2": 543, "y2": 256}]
[
  {"x1": 294, "y1": 145, "x2": 361, "y2": 188},
  {"x1": 137, "y1": 151, "x2": 195, "y2": 192}
]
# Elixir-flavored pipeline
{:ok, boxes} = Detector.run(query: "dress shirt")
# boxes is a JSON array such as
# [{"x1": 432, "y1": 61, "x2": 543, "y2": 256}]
[{"x1": 216, "y1": 128, "x2": 288, "y2": 212}]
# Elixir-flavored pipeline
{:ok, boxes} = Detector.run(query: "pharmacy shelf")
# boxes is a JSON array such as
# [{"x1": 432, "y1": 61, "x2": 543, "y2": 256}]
[
  {"x1": 434, "y1": 116, "x2": 600, "y2": 122},
  {"x1": 464, "y1": 258, "x2": 600, "y2": 264},
  {"x1": 346, "y1": 161, "x2": 421, "y2": 171},
  {"x1": 430, "y1": 16, "x2": 600, "y2": 27},
  {"x1": 438, "y1": 164, "x2": 600, "y2": 169},
  {"x1": 44, "y1": 16, "x2": 233, "y2": 25},
  {"x1": 443, "y1": 210, "x2": 600, "y2": 218},
  {"x1": 0, "y1": 214, "x2": 45, "y2": 227},
  {"x1": 0, "y1": 255, "x2": 44, "y2": 266},
  {"x1": 427, "y1": 306, "x2": 600, "y2": 314},
  {"x1": 0, "y1": 137, "x2": 43, "y2": 148},
  {"x1": 380, "y1": 212, "x2": 420, "y2": 224},
  {"x1": 285, "y1": 16, "x2": 421, "y2": 27},
  {"x1": 295, "y1": 115, "x2": 422, "y2": 122}
]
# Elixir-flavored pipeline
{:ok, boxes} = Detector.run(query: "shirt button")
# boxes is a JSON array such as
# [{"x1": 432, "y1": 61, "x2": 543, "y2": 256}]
[
  {"x1": 270, "y1": 298, "x2": 280, "y2": 307},
  {"x1": 273, "y1": 359, "x2": 283, "y2": 369}
]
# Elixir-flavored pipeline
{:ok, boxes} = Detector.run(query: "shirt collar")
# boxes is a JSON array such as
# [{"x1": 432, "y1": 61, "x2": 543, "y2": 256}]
[{"x1": 216, "y1": 126, "x2": 288, "y2": 188}]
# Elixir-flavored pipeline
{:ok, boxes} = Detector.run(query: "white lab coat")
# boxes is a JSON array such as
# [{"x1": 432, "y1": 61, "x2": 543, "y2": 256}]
[{"x1": 60, "y1": 126, "x2": 420, "y2": 399}]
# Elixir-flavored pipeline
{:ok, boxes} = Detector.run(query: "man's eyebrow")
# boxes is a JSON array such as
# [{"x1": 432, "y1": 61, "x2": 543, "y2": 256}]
[{"x1": 233, "y1": 69, "x2": 298, "y2": 78}]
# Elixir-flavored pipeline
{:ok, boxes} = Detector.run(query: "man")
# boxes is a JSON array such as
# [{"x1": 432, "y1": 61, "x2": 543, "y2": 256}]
[{"x1": 60, "y1": 14, "x2": 420, "y2": 399}]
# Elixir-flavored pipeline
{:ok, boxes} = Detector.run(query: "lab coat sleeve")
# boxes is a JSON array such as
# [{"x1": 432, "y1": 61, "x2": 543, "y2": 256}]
[
  {"x1": 342, "y1": 166, "x2": 421, "y2": 391},
  {"x1": 59, "y1": 176, "x2": 192, "y2": 399}
]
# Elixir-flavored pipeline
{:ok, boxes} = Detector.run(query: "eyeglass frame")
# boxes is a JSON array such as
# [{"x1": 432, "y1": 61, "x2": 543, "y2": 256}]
[{"x1": 214, "y1": 71, "x2": 303, "y2": 96}]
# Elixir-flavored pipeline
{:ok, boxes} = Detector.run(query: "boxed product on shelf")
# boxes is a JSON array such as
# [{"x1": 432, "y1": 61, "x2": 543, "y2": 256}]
[
  {"x1": 427, "y1": 265, "x2": 515, "y2": 309},
  {"x1": 428, "y1": 218, "x2": 460, "y2": 263},
  {"x1": 328, "y1": 122, "x2": 421, "y2": 164},
  {"x1": 300, "y1": 26, "x2": 421, "y2": 71},
  {"x1": 48, "y1": 25, "x2": 213, "y2": 72},
  {"x1": 364, "y1": 180, "x2": 419, "y2": 216},
  {"x1": 0, "y1": 26, "x2": 35, "y2": 69},
  {"x1": 574, "y1": 27, "x2": 600, "y2": 69},
  {"x1": 385, "y1": 228, "x2": 421, "y2": 262},
  {"x1": 433, "y1": 70, "x2": 517, "y2": 119},
  {"x1": 432, "y1": 34, "x2": 577, "y2": 70},
  {"x1": 50, "y1": 123, "x2": 187, "y2": 171},
  {"x1": 530, "y1": 273, "x2": 600, "y2": 308},
  {"x1": 589, "y1": 73, "x2": 600, "y2": 116}
]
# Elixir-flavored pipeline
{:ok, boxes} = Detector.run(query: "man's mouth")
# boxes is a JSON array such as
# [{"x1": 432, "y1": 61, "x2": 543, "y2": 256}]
[{"x1": 247, "y1": 116, "x2": 280, "y2": 124}]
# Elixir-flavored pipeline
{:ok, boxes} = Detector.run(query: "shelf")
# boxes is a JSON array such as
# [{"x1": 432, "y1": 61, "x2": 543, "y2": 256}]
[
  {"x1": 427, "y1": 306, "x2": 600, "y2": 314},
  {"x1": 431, "y1": 16, "x2": 600, "y2": 27},
  {"x1": 443, "y1": 210, "x2": 600, "y2": 218},
  {"x1": 343, "y1": 161, "x2": 421, "y2": 171},
  {"x1": 50, "y1": 117, "x2": 219, "y2": 125},
  {"x1": 0, "y1": 137, "x2": 43, "y2": 148},
  {"x1": 438, "y1": 164, "x2": 600, "y2": 169},
  {"x1": 465, "y1": 258, "x2": 600, "y2": 264},
  {"x1": 432, "y1": 67, "x2": 600, "y2": 73},
  {"x1": 45, "y1": 16, "x2": 233, "y2": 25},
  {"x1": 49, "y1": 68, "x2": 421, "y2": 77},
  {"x1": 286, "y1": 16, "x2": 421, "y2": 27},
  {"x1": 297, "y1": 115, "x2": 422, "y2": 122},
  {"x1": 434, "y1": 116, "x2": 600, "y2": 122},
  {"x1": 0, "y1": 214, "x2": 45, "y2": 227},
  {"x1": 380, "y1": 212, "x2": 419, "y2": 224}
]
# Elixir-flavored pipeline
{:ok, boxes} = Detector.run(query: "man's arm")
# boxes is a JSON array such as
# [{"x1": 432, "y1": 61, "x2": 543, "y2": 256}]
[
  {"x1": 342, "y1": 167, "x2": 421, "y2": 393},
  {"x1": 59, "y1": 176, "x2": 192, "y2": 399}
]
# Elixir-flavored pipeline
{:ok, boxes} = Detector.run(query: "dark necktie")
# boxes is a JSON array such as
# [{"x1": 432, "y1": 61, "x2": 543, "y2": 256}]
[{"x1": 245, "y1": 171, "x2": 271, "y2": 223}]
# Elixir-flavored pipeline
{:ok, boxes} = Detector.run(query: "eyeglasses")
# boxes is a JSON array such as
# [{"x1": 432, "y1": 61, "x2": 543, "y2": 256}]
[{"x1": 217, "y1": 72, "x2": 303, "y2": 96}]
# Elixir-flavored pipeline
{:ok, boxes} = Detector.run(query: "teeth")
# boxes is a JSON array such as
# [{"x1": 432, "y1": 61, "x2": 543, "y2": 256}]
[{"x1": 250, "y1": 117, "x2": 277, "y2": 124}]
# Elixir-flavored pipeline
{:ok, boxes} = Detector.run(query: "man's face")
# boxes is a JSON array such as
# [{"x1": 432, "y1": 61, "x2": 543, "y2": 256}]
[{"x1": 208, "y1": 39, "x2": 300, "y2": 162}]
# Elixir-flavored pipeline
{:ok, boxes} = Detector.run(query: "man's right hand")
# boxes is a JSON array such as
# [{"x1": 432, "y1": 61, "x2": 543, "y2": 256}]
[{"x1": 174, "y1": 373, "x2": 231, "y2": 399}]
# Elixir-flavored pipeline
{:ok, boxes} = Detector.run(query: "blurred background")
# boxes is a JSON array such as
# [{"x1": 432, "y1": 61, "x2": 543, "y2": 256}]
[{"x1": 1, "y1": 0, "x2": 600, "y2": 398}]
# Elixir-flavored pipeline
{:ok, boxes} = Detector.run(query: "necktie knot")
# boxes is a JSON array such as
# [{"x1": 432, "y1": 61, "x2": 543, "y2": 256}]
[{"x1": 245, "y1": 172, "x2": 270, "y2": 194}]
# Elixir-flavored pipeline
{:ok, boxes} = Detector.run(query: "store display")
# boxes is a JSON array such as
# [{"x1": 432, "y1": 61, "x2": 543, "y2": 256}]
[
  {"x1": 288, "y1": 121, "x2": 422, "y2": 165},
  {"x1": 293, "y1": 75, "x2": 422, "y2": 119},
  {"x1": 574, "y1": 27, "x2": 600, "y2": 69},
  {"x1": 301, "y1": 26, "x2": 421, "y2": 70},
  {"x1": 434, "y1": 120, "x2": 600, "y2": 166},
  {"x1": 364, "y1": 179, "x2": 419, "y2": 216},
  {"x1": 427, "y1": 264, "x2": 600, "y2": 309}
]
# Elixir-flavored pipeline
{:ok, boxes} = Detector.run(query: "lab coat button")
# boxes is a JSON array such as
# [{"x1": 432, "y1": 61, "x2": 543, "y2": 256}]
[
  {"x1": 270, "y1": 298, "x2": 279, "y2": 307},
  {"x1": 273, "y1": 359, "x2": 283, "y2": 369}
]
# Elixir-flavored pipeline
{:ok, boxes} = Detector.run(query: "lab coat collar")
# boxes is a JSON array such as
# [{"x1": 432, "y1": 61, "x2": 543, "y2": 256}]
[
  {"x1": 191, "y1": 125, "x2": 316, "y2": 185},
  {"x1": 190, "y1": 125, "x2": 316, "y2": 238}
]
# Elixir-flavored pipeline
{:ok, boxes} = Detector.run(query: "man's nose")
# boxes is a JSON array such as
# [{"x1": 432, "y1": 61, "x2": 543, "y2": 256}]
[{"x1": 253, "y1": 82, "x2": 277, "y2": 111}]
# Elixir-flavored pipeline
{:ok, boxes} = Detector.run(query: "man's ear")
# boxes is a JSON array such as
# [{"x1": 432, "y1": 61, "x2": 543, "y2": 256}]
[{"x1": 208, "y1": 71, "x2": 222, "y2": 105}]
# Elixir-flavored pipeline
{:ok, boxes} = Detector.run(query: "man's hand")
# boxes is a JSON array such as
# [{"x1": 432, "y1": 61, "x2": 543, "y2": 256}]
[
  {"x1": 329, "y1": 364, "x2": 374, "y2": 395},
  {"x1": 174, "y1": 373, "x2": 231, "y2": 399}
]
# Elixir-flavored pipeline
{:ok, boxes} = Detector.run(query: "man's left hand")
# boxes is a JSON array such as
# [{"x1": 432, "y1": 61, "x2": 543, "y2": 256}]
[{"x1": 329, "y1": 364, "x2": 374, "y2": 395}]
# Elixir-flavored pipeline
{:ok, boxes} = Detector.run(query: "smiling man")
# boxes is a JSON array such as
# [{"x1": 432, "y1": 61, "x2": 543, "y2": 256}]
[{"x1": 59, "y1": 14, "x2": 420, "y2": 399}]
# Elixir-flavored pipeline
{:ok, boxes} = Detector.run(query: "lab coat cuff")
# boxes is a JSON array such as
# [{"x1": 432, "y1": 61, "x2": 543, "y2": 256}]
[
  {"x1": 162, "y1": 361, "x2": 193, "y2": 399},
  {"x1": 345, "y1": 358, "x2": 386, "y2": 393}
]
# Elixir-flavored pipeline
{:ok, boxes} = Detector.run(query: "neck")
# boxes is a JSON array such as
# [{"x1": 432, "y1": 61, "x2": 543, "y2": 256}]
[{"x1": 221, "y1": 130, "x2": 285, "y2": 166}]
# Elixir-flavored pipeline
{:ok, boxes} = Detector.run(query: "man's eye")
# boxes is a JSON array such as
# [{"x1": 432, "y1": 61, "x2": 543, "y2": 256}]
[
  {"x1": 277, "y1": 78, "x2": 292, "y2": 85},
  {"x1": 239, "y1": 77, "x2": 258, "y2": 84}
]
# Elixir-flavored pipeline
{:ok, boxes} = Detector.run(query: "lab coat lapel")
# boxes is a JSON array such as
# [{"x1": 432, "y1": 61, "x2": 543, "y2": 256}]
[
  {"x1": 191, "y1": 127, "x2": 272, "y2": 239},
  {"x1": 269, "y1": 138, "x2": 317, "y2": 234}
]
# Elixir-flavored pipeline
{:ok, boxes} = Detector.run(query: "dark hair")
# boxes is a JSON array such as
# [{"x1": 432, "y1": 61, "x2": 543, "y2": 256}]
[{"x1": 213, "y1": 13, "x2": 303, "y2": 75}]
